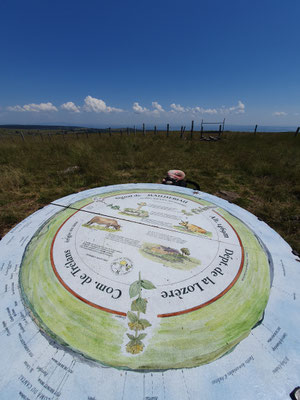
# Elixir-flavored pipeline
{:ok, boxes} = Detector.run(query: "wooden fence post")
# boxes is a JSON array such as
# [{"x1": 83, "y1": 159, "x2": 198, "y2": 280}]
[
  {"x1": 154, "y1": 125, "x2": 157, "y2": 135},
  {"x1": 142, "y1": 123, "x2": 145, "y2": 136},
  {"x1": 190, "y1": 120, "x2": 194, "y2": 139},
  {"x1": 218, "y1": 125, "x2": 222, "y2": 138},
  {"x1": 167, "y1": 124, "x2": 169, "y2": 138},
  {"x1": 20, "y1": 132, "x2": 25, "y2": 142},
  {"x1": 180, "y1": 126, "x2": 183, "y2": 139},
  {"x1": 109, "y1": 127, "x2": 111, "y2": 137},
  {"x1": 127, "y1": 127, "x2": 129, "y2": 136},
  {"x1": 254, "y1": 125, "x2": 258, "y2": 134},
  {"x1": 120, "y1": 129, "x2": 123, "y2": 136},
  {"x1": 295, "y1": 127, "x2": 300, "y2": 137}
]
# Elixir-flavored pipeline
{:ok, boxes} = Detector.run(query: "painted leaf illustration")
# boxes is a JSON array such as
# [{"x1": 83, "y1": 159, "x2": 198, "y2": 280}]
[
  {"x1": 140, "y1": 280, "x2": 156, "y2": 290},
  {"x1": 136, "y1": 333, "x2": 147, "y2": 341},
  {"x1": 131, "y1": 297, "x2": 147, "y2": 313},
  {"x1": 128, "y1": 318, "x2": 151, "y2": 331},
  {"x1": 126, "y1": 333, "x2": 135, "y2": 340},
  {"x1": 127, "y1": 311, "x2": 138, "y2": 323},
  {"x1": 128, "y1": 321, "x2": 143, "y2": 331},
  {"x1": 139, "y1": 319, "x2": 151, "y2": 329},
  {"x1": 129, "y1": 280, "x2": 141, "y2": 298}
]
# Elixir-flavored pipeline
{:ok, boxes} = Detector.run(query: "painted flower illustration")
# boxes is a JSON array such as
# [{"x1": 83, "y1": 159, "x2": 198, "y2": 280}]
[{"x1": 125, "y1": 272, "x2": 156, "y2": 355}]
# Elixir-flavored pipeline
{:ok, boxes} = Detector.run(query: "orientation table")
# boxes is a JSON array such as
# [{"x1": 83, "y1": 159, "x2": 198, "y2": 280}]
[{"x1": 0, "y1": 183, "x2": 299, "y2": 399}]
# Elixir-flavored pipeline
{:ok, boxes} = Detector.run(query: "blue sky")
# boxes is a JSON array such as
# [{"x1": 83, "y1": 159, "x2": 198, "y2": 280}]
[{"x1": 0, "y1": 0, "x2": 299, "y2": 127}]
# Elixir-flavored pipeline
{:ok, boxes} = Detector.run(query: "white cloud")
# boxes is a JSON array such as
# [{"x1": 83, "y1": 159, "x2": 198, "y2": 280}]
[
  {"x1": 61, "y1": 101, "x2": 80, "y2": 113},
  {"x1": 23, "y1": 103, "x2": 58, "y2": 112},
  {"x1": 273, "y1": 111, "x2": 287, "y2": 116},
  {"x1": 7, "y1": 105, "x2": 26, "y2": 112},
  {"x1": 133, "y1": 102, "x2": 149, "y2": 113},
  {"x1": 7, "y1": 102, "x2": 58, "y2": 112},
  {"x1": 233, "y1": 100, "x2": 245, "y2": 113},
  {"x1": 170, "y1": 103, "x2": 186, "y2": 112},
  {"x1": 191, "y1": 106, "x2": 218, "y2": 114},
  {"x1": 5, "y1": 98, "x2": 247, "y2": 119},
  {"x1": 170, "y1": 103, "x2": 218, "y2": 114},
  {"x1": 220, "y1": 101, "x2": 245, "y2": 115},
  {"x1": 170, "y1": 102, "x2": 239, "y2": 114},
  {"x1": 152, "y1": 101, "x2": 165, "y2": 112},
  {"x1": 133, "y1": 101, "x2": 165, "y2": 114},
  {"x1": 84, "y1": 95, "x2": 123, "y2": 113}
]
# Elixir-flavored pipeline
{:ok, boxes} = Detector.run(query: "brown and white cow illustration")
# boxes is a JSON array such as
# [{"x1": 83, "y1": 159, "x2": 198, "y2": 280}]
[{"x1": 86, "y1": 216, "x2": 121, "y2": 230}]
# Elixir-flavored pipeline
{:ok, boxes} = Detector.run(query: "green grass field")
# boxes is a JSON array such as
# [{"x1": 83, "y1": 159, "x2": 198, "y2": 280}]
[{"x1": 0, "y1": 129, "x2": 299, "y2": 253}]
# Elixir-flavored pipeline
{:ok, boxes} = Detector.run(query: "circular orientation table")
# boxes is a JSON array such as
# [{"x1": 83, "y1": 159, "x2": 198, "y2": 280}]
[{"x1": 0, "y1": 183, "x2": 299, "y2": 399}]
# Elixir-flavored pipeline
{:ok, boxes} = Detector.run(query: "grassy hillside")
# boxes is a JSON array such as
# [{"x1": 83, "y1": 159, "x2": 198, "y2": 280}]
[{"x1": 0, "y1": 129, "x2": 299, "y2": 253}]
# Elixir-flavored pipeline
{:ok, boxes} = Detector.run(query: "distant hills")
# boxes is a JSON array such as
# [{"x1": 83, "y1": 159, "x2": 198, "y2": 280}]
[
  {"x1": 0, "y1": 124, "x2": 85, "y2": 130},
  {"x1": 0, "y1": 124, "x2": 297, "y2": 133}
]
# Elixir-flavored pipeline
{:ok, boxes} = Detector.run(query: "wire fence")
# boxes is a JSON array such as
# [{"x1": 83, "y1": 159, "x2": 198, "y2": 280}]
[{"x1": 0, "y1": 122, "x2": 299, "y2": 142}]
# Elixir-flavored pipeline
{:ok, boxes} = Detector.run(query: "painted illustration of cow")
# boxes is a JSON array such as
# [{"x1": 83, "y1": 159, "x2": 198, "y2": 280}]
[{"x1": 86, "y1": 216, "x2": 121, "y2": 230}]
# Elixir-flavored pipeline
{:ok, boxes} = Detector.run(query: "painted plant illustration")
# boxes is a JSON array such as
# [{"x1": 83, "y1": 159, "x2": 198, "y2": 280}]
[{"x1": 126, "y1": 272, "x2": 156, "y2": 355}]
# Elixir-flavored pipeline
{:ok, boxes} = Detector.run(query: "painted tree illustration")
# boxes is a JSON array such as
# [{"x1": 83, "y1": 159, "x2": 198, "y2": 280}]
[
  {"x1": 182, "y1": 209, "x2": 193, "y2": 216},
  {"x1": 180, "y1": 248, "x2": 190, "y2": 257},
  {"x1": 136, "y1": 202, "x2": 146, "y2": 211},
  {"x1": 126, "y1": 272, "x2": 156, "y2": 355}
]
